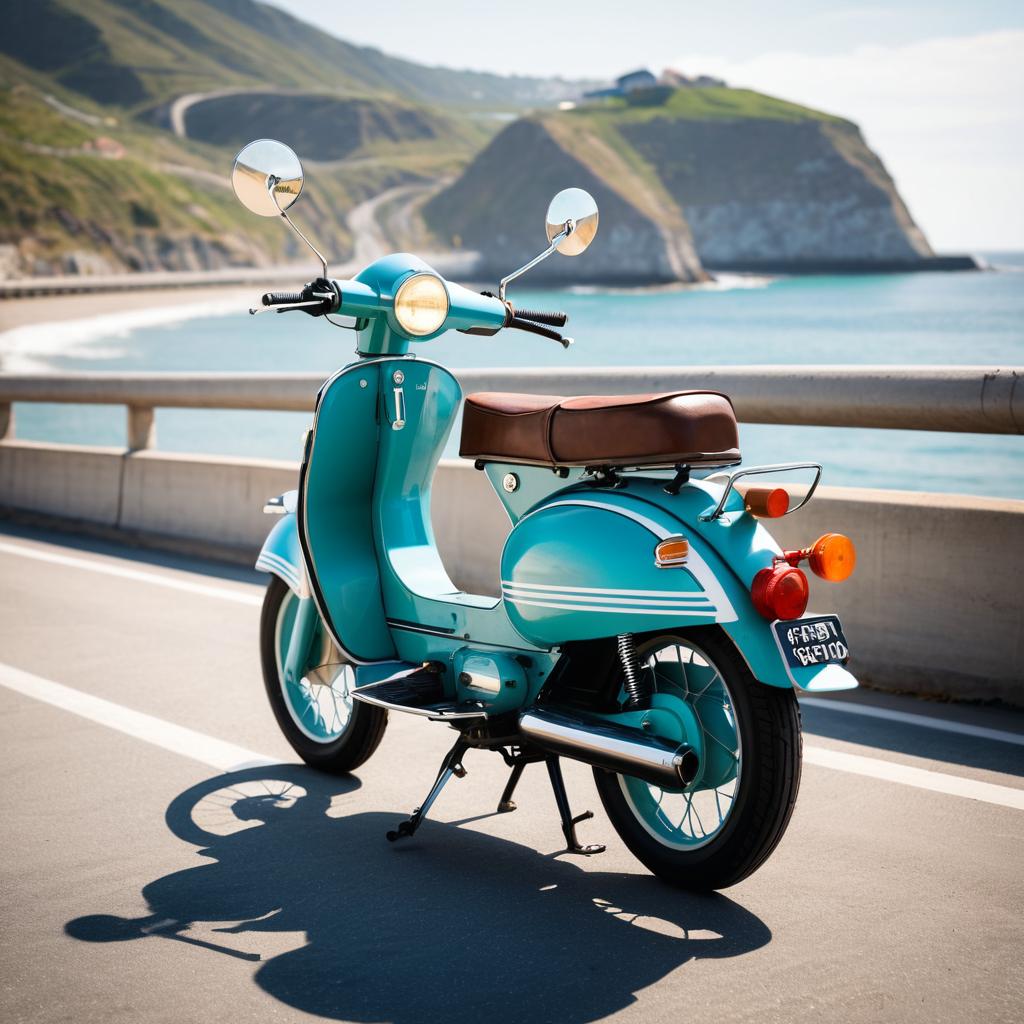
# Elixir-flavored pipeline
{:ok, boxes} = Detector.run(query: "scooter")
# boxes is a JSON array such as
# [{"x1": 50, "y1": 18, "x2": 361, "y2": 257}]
[{"x1": 232, "y1": 138, "x2": 858, "y2": 890}]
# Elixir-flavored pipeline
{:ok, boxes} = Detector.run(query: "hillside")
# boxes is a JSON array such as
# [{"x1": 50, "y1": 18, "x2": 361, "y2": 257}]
[
  {"x1": 0, "y1": 0, "x2": 586, "y2": 278},
  {"x1": 1, "y1": 0, "x2": 585, "y2": 111},
  {"x1": 425, "y1": 86, "x2": 939, "y2": 281}
]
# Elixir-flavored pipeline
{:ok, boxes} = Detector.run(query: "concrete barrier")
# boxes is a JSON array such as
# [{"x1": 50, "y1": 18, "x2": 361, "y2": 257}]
[{"x1": 2, "y1": 440, "x2": 1021, "y2": 703}]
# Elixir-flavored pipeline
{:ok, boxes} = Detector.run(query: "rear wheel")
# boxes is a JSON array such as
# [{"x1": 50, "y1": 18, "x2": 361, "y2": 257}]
[
  {"x1": 260, "y1": 576, "x2": 387, "y2": 774},
  {"x1": 594, "y1": 627, "x2": 801, "y2": 890}
]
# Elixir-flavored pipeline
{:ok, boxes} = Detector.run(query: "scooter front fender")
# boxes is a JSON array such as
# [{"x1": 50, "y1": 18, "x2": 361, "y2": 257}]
[
  {"x1": 256, "y1": 507, "x2": 310, "y2": 598},
  {"x1": 500, "y1": 489, "x2": 856, "y2": 693}
]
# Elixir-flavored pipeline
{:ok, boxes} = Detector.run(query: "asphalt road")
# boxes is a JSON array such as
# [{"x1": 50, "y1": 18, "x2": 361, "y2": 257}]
[{"x1": 1, "y1": 523, "x2": 1022, "y2": 1024}]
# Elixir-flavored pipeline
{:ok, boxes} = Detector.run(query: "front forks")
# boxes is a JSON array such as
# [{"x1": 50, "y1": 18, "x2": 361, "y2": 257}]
[{"x1": 282, "y1": 596, "x2": 318, "y2": 691}]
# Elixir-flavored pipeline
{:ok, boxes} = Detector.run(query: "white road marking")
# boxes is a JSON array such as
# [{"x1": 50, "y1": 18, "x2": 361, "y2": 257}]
[
  {"x1": 1, "y1": 661, "x2": 1022, "y2": 811},
  {"x1": 801, "y1": 696, "x2": 1024, "y2": 747},
  {"x1": 803, "y1": 744, "x2": 1024, "y2": 809},
  {"x1": 0, "y1": 539, "x2": 262, "y2": 606},
  {"x1": 0, "y1": 663, "x2": 276, "y2": 772}
]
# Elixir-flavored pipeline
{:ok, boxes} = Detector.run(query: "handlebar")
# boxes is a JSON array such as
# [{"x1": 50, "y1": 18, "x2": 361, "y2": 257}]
[
  {"x1": 512, "y1": 307, "x2": 568, "y2": 328},
  {"x1": 262, "y1": 291, "x2": 304, "y2": 306},
  {"x1": 506, "y1": 315, "x2": 573, "y2": 349},
  {"x1": 251, "y1": 279, "x2": 337, "y2": 317}
]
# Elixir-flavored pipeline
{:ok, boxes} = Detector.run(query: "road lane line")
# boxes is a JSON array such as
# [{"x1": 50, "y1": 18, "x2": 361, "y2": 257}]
[
  {"x1": 0, "y1": 539, "x2": 262, "y2": 606},
  {"x1": 0, "y1": 663, "x2": 277, "y2": 772},
  {"x1": 2, "y1": 661, "x2": 1023, "y2": 810},
  {"x1": 803, "y1": 745, "x2": 1024, "y2": 809},
  {"x1": 801, "y1": 696, "x2": 1024, "y2": 747}
]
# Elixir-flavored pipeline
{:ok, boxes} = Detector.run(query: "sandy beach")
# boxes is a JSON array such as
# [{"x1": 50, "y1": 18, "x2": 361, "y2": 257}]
[{"x1": 0, "y1": 285, "x2": 281, "y2": 332}]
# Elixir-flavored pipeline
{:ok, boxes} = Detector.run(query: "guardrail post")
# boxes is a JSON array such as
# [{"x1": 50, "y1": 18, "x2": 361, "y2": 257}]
[
  {"x1": 0, "y1": 402, "x2": 12, "y2": 441},
  {"x1": 127, "y1": 405, "x2": 156, "y2": 451}
]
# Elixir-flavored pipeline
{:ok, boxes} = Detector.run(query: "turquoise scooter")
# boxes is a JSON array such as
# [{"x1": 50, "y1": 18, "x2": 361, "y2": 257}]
[{"x1": 232, "y1": 139, "x2": 858, "y2": 890}]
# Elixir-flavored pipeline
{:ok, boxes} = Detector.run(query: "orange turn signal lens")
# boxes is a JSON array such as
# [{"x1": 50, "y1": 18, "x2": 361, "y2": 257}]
[
  {"x1": 654, "y1": 536, "x2": 689, "y2": 567},
  {"x1": 744, "y1": 486, "x2": 789, "y2": 519},
  {"x1": 808, "y1": 533, "x2": 856, "y2": 582}
]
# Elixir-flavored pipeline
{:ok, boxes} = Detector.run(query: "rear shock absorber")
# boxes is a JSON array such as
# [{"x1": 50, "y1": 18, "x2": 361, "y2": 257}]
[{"x1": 617, "y1": 634, "x2": 649, "y2": 709}]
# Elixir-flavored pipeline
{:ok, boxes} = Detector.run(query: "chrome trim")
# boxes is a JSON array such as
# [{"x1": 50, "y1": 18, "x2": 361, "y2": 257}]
[
  {"x1": 700, "y1": 462, "x2": 823, "y2": 522},
  {"x1": 351, "y1": 686, "x2": 488, "y2": 721},
  {"x1": 393, "y1": 273, "x2": 450, "y2": 337},
  {"x1": 459, "y1": 669, "x2": 501, "y2": 696},
  {"x1": 519, "y1": 707, "x2": 699, "y2": 788},
  {"x1": 262, "y1": 489, "x2": 298, "y2": 515},
  {"x1": 498, "y1": 225, "x2": 570, "y2": 301}
]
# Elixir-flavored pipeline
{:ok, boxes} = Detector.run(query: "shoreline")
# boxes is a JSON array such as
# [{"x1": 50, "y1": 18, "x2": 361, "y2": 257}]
[{"x1": 0, "y1": 285, "x2": 262, "y2": 332}]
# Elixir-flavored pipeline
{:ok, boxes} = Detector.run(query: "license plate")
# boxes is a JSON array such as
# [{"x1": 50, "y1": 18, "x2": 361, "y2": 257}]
[{"x1": 772, "y1": 615, "x2": 850, "y2": 669}]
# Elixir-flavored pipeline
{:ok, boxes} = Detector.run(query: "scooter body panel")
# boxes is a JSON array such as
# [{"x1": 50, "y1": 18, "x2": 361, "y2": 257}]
[
  {"x1": 299, "y1": 359, "x2": 396, "y2": 664},
  {"x1": 501, "y1": 480, "x2": 856, "y2": 692}
]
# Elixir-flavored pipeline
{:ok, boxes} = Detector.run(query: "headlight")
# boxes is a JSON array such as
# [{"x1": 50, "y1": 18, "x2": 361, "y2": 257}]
[{"x1": 393, "y1": 273, "x2": 449, "y2": 337}]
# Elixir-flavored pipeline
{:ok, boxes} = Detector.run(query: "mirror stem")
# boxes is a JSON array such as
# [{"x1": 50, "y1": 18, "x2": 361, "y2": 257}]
[
  {"x1": 498, "y1": 221, "x2": 573, "y2": 301},
  {"x1": 269, "y1": 178, "x2": 328, "y2": 278}
]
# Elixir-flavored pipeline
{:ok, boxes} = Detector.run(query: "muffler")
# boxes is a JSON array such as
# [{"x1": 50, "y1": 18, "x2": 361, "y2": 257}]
[{"x1": 519, "y1": 706, "x2": 699, "y2": 788}]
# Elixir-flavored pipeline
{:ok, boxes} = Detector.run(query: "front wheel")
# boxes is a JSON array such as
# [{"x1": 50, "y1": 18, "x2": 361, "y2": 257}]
[
  {"x1": 260, "y1": 576, "x2": 387, "y2": 774},
  {"x1": 594, "y1": 627, "x2": 801, "y2": 890}
]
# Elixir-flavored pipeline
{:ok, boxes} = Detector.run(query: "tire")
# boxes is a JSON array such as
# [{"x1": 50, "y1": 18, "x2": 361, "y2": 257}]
[
  {"x1": 260, "y1": 575, "x2": 387, "y2": 774},
  {"x1": 593, "y1": 626, "x2": 801, "y2": 891}
]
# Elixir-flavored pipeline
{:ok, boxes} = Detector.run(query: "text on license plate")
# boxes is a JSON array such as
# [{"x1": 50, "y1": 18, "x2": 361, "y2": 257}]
[{"x1": 773, "y1": 615, "x2": 850, "y2": 669}]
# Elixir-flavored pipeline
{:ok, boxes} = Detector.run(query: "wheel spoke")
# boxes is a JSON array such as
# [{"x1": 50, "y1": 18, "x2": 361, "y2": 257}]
[{"x1": 618, "y1": 636, "x2": 743, "y2": 851}]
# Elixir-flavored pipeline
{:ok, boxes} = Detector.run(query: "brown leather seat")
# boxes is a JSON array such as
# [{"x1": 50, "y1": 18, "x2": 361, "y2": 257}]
[{"x1": 460, "y1": 391, "x2": 740, "y2": 468}]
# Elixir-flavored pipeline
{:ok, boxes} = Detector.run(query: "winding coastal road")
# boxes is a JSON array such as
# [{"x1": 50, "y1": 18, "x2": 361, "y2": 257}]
[{"x1": 1, "y1": 522, "x2": 1022, "y2": 1023}]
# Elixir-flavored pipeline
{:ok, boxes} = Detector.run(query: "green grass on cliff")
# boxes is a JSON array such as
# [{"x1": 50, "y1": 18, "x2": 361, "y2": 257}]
[{"x1": 572, "y1": 87, "x2": 847, "y2": 126}]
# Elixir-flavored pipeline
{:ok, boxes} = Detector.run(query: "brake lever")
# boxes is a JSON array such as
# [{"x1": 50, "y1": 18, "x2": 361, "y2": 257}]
[
  {"x1": 507, "y1": 315, "x2": 574, "y2": 348},
  {"x1": 248, "y1": 290, "x2": 335, "y2": 316},
  {"x1": 249, "y1": 300, "x2": 327, "y2": 315}
]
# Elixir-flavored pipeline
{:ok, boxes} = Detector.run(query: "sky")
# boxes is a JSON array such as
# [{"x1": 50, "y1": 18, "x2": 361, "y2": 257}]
[{"x1": 267, "y1": 1, "x2": 1024, "y2": 251}]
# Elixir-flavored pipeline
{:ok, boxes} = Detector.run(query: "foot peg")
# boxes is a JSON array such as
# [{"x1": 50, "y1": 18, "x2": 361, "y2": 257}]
[{"x1": 386, "y1": 738, "x2": 467, "y2": 843}]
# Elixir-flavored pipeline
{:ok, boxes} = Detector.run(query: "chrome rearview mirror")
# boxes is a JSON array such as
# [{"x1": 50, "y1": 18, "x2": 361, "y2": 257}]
[
  {"x1": 231, "y1": 138, "x2": 328, "y2": 278},
  {"x1": 545, "y1": 187, "x2": 599, "y2": 256},
  {"x1": 499, "y1": 187, "x2": 599, "y2": 300},
  {"x1": 231, "y1": 139, "x2": 304, "y2": 217}
]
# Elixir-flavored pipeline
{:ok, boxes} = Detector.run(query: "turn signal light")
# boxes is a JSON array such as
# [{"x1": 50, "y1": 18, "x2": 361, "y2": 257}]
[
  {"x1": 655, "y1": 536, "x2": 689, "y2": 567},
  {"x1": 744, "y1": 486, "x2": 789, "y2": 519},
  {"x1": 752, "y1": 565, "x2": 809, "y2": 620},
  {"x1": 808, "y1": 533, "x2": 856, "y2": 582}
]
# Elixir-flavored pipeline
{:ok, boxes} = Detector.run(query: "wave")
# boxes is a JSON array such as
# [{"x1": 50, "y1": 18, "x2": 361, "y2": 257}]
[
  {"x1": 566, "y1": 273, "x2": 775, "y2": 297},
  {"x1": 0, "y1": 296, "x2": 246, "y2": 372}
]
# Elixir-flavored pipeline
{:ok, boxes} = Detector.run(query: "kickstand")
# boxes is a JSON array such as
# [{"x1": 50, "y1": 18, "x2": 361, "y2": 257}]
[
  {"x1": 386, "y1": 737, "x2": 468, "y2": 843},
  {"x1": 546, "y1": 757, "x2": 605, "y2": 856},
  {"x1": 496, "y1": 762, "x2": 526, "y2": 813}
]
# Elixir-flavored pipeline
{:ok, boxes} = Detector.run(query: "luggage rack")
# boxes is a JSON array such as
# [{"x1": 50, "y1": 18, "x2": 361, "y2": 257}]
[
  {"x1": 352, "y1": 667, "x2": 489, "y2": 721},
  {"x1": 700, "y1": 462, "x2": 823, "y2": 522}
]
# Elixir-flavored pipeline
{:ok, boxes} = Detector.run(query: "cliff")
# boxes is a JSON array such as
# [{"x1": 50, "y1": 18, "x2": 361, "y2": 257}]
[
  {"x1": 426, "y1": 87, "x2": 945, "y2": 281},
  {"x1": 423, "y1": 118, "x2": 707, "y2": 285}
]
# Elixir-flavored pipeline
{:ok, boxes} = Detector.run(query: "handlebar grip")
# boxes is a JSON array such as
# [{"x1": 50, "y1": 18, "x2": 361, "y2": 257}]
[
  {"x1": 262, "y1": 291, "x2": 304, "y2": 306},
  {"x1": 514, "y1": 308, "x2": 568, "y2": 328}
]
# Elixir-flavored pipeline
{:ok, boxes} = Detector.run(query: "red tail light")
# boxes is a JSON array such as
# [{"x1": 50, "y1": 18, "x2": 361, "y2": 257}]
[{"x1": 752, "y1": 565, "x2": 809, "y2": 620}]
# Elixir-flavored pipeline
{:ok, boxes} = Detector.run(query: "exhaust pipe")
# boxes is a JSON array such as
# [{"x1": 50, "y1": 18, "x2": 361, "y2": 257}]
[{"x1": 519, "y1": 706, "x2": 699, "y2": 788}]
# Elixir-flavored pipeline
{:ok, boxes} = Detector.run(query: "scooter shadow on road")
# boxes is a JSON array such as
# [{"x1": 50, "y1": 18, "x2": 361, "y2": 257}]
[{"x1": 65, "y1": 765, "x2": 772, "y2": 1024}]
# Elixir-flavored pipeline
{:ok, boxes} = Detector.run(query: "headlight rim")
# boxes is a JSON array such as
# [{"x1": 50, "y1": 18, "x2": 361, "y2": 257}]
[{"x1": 392, "y1": 272, "x2": 450, "y2": 338}]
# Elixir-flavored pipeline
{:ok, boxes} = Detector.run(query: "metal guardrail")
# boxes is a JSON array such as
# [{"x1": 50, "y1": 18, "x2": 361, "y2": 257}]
[{"x1": 0, "y1": 366, "x2": 1020, "y2": 450}]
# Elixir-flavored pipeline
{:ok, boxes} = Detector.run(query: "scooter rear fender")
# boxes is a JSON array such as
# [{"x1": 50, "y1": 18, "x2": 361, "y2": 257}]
[{"x1": 500, "y1": 482, "x2": 856, "y2": 693}]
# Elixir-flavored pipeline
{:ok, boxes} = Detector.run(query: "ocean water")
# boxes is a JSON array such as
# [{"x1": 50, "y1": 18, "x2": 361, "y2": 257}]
[{"x1": 3, "y1": 255, "x2": 1022, "y2": 499}]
